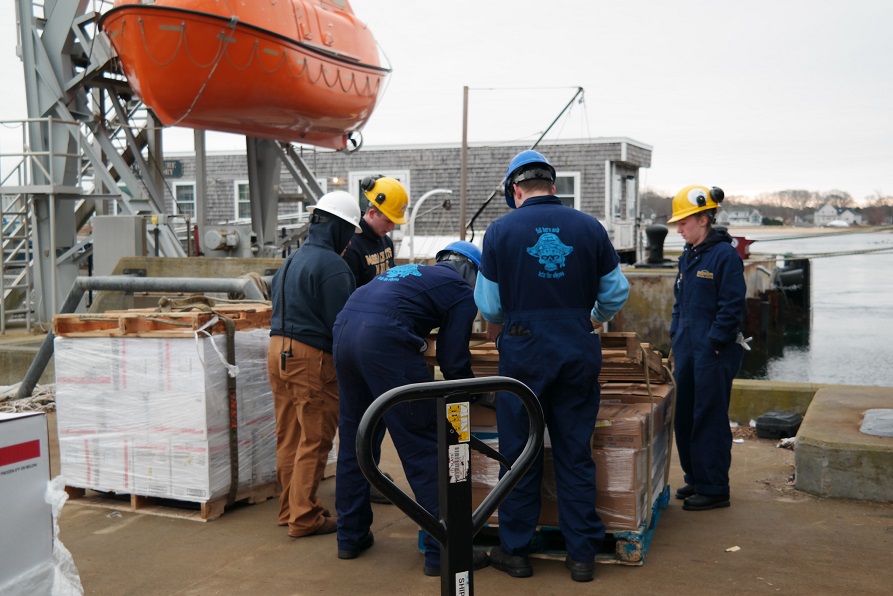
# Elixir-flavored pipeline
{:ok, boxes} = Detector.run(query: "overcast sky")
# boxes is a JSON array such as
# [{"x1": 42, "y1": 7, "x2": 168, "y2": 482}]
[{"x1": 1, "y1": 0, "x2": 891, "y2": 203}]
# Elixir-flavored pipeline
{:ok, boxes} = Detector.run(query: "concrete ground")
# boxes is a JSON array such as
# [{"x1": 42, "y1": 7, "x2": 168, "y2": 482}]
[{"x1": 47, "y1": 414, "x2": 893, "y2": 596}]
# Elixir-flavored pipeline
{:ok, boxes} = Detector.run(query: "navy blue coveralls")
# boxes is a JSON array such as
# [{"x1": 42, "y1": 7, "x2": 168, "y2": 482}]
[
  {"x1": 475, "y1": 196, "x2": 625, "y2": 563},
  {"x1": 670, "y1": 228, "x2": 746, "y2": 497},
  {"x1": 333, "y1": 262, "x2": 477, "y2": 568}
]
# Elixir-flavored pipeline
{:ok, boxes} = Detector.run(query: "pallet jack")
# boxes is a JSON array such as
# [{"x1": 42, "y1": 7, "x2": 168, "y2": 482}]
[{"x1": 356, "y1": 376, "x2": 544, "y2": 596}]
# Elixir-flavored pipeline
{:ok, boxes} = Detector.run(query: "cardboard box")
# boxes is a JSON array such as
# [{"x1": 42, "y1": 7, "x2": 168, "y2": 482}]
[
  {"x1": 54, "y1": 328, "x2": 278, "y2": 502},
  {"x1": 58, "y1": 433, "x2": 133, "y2": 493},
  {"x1": 594, "y1": 447, "x2": 646, "y2": 492},
  {"x1": 600, "y1": 382, "x2": 674, "y2": 433},
  {"x1": 594, "y1": 488, "x2": 648, "y2": 530},
  {"x1": 0, "y1": 413, "x2": 54, "y2": 593},
  {"x1": 470, "y1": 384, "x2": 674, "y2": 532},
  {"x1": 592, "y1": 403, "x2": 652, "y2": 449},
  {"x1": 470, "y1": 403, "x2": 497, "y2": 428}
]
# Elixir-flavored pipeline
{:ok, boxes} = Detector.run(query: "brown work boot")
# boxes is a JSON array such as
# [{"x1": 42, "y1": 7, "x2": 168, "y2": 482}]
[{"x1": 289, "y1": 516, "x2": 337, "y2": 538}]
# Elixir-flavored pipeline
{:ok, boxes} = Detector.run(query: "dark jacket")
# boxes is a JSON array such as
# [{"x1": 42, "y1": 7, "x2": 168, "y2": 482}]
[
  {"x1": 270, "y1": 217, "x2": 356, "y2": 353},
  {"x1": 670, "y1": 227, "x2": 746, "y2": 351},
  {"x1": 342, "y1": 217, "x2": 395, "y2": 287},
  {"x1": 336, "y1": 262, "x2": 476, "y2": 380}
]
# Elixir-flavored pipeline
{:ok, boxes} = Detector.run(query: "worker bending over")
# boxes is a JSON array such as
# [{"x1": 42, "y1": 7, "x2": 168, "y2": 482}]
[{"x1": 333, "y1": 241, "x2": 488, "y2": 576}]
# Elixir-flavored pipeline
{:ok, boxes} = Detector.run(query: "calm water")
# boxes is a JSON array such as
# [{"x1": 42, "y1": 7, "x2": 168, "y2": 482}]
[{"x1": 710, "y1": 229, "x2": 893, "y2": 387}]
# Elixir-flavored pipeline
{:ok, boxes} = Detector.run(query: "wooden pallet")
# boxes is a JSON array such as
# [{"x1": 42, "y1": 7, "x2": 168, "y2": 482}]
[
  {"x1": 64, "y1": 481, "x2": 280, "y2": 522},
  {"x1": 53, "y1": 303, "x2": 272, "y2": 337},
  {"x1": 601, "y1": 333, "x2": 668, "y2": 383},
  {"x1": 473, "y1": 486, "x2": 671, "y2": 566},
  {"x1": 427, "y1": 331, "x2": 668, "y2": 383}
]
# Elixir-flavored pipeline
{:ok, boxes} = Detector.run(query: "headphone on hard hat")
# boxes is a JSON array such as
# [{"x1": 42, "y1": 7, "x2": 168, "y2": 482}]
[
  {"x1": 695, "y1": 187, "x2": 725, "y2": 208},
  {"x1": 361, "y1": 175, "x2": 385, "y2": 205}
]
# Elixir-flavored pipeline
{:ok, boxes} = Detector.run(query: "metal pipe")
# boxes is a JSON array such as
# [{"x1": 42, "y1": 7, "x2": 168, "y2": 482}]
[
  {"x1": 16, "y1": 275, "x2": 268, "y2": 399},
  {"x1": 407, "y1": 189, "x2": 452, "y2": 262}
]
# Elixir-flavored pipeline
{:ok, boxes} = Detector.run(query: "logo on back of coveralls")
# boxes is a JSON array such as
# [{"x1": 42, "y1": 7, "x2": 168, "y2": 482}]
[
  {"x1": 378, "y1": 263, "x2": 422, "y2": 282},
  {"x1": 527, "y1": 230, "x2": 573, "y2": 278}
]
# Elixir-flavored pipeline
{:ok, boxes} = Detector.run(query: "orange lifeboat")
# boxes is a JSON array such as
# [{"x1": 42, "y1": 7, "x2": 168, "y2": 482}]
[{"x1": 99, "y1": 0, "x2": 390, "y2": 150}]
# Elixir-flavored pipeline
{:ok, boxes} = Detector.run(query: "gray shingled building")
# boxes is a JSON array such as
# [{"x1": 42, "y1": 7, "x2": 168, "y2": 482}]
[{"x1": 162, "y1": 137, "x2": 651, "y2": 262}]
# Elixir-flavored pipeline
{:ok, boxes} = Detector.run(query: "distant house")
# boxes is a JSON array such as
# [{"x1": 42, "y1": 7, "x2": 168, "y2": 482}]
[
  {"x1": 716, "y1": 208, "x2": 762, "y2": 226},
  {"x1": 814, "y1": 202, "x2": 863, "y2": 226},
  {"x1": 837, "y1": 208, "x2": 863, "y2": 225},
  {"x1": 793, "y1": 213, "x2": 814, "y2": 227}
]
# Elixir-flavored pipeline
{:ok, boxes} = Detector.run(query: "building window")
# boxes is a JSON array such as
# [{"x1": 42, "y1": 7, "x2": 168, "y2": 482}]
[
  {"x1": 555, "y1": 172, "x2": 581, "y2": 210},
  {"x1": 174, "y1": 182, "x2": 195, "y2": 218},
  {"x1": 235, "y1": 181, "x2": 250, "y2": 220},
  {"x1": 278, "y1": 178, "x2": 329, "y2": 215}
]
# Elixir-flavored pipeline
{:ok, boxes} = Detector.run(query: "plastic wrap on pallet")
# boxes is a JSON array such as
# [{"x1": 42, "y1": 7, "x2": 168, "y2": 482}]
[
  {"x1": 594, "y1": 488, "x2": 648, "y2": 531},
  {"x1": 470, "y1": 431, "x2": 500, "y2": 490},
  {"x1": 54, "y1": 328, "x2": 277, "y2": 503},
  {"x1": 469, "y1": 384, "x2": 674, "y2": 532},
  {"x1": 593, "y1": 447, "x2": 646, "y2": 492}
]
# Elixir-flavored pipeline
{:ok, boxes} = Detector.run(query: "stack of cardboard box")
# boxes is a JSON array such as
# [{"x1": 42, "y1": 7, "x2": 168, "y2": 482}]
[
  {"x1": 470, "y1": 382, "x2": 673, "y2": 532},
  {"x1": 53, "y1": 307, "x2": 279, "y2": 503}
]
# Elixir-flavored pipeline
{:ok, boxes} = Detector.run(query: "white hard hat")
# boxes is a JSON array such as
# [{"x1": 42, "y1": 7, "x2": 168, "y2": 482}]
[{"x1": 308, "y1": 190, "x2": 362, "y2": 231}]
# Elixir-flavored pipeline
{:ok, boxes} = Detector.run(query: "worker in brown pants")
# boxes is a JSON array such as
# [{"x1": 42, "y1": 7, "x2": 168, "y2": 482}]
[{"x1": 267, "y1": 191, "x2": 361, "y2": 538}]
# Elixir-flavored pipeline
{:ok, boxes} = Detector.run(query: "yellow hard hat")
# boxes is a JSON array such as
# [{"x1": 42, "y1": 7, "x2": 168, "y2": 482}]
[
  {"x1": 668, "y1": 185, "x2": 725, "y2": 223},
  {"x1": 362, "y1": 176, "x2": 409, "y2": 225}
]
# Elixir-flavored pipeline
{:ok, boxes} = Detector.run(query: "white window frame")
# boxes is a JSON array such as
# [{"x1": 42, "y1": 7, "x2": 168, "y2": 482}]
[
  {"x1": 234, "y1": 180, "x2": 250, "y2": 221},
  {"x1": 554, "y1": 171, "x2": 581, "y2": 210},
  {"x1": 173, "y1": 181, "x2": 196, "y2": 218}
]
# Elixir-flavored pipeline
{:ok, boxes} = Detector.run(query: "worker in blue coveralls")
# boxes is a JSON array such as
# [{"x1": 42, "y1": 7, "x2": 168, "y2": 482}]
[
  {"x1": 341, "y1": 175, "x2": 411, "y2": 506},
  {"x1": 474, "y1": 150, "x2": 630, "y2": 583},
  {"x1": 333, "y1": 241, "x2": 490, "y2": 576},
  {"x1": 667, "y1": 185, "x2": 746, "y2": 511}
]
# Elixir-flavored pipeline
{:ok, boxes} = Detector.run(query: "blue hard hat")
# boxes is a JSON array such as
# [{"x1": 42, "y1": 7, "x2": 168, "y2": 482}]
[
  {"x1": 435, "y1": 240, "x2": 481, "y2": 269},
  {"x1": 503, "y1": 150, "x2": 556, "y2": 209}
]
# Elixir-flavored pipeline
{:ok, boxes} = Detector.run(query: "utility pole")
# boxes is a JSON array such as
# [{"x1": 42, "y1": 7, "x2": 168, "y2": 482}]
[{"x1": 460, "y1": 86, "x2": 468, "y2": 241}]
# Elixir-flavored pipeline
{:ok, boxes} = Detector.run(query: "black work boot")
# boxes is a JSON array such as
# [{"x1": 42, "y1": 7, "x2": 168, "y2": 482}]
[
  {"x1": 423, "y1": 549, "x2": 490, "y2": 576},
  {"x1": 565, "y1": 556, "x2": 595, "y2": 582},
  {"x1": 683, "y1": 493, "x2": 730, "y2": 511},
  {"x1": 489, "y1": 546, "x2": 533, "y2": 578},
  {"x1": 337, "y1": 531, "x2": 374, "y2": 560},
  {"x1": 675, "y1": 484, "x2": 696, "y2": 500}
]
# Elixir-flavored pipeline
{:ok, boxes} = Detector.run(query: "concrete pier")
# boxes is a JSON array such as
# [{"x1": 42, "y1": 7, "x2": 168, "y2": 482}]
[{"x1": 795, "y1": 386, "x2": 893, "y2": 501}]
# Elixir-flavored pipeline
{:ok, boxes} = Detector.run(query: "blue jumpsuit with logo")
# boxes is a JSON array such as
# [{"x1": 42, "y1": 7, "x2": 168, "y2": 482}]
[
  {"x1": 474, "y1": 195, "x2": 629, "y2": 562},
  {"x1": 333, "y1": 263, "x2": 477, "y2": 568},
  {"x1": 670, "y1": 228, "x2": 746, "y2": 497}
]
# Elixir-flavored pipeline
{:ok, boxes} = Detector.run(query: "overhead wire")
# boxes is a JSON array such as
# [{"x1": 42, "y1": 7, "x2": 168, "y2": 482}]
[{"x1": 465, "y1": 86, "x2": 585, "y2": 241}]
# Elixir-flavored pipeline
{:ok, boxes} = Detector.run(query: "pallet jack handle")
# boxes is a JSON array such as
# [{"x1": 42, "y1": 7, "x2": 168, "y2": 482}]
[{"x1": 357, "y1": 376, "x2": 544, "y2": 596}]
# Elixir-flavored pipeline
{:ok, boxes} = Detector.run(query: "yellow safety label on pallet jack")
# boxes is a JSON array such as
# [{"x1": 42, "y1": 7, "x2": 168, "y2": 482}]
[{"x1": 446, "y1": 402, "x2": 470, "y2": 442}]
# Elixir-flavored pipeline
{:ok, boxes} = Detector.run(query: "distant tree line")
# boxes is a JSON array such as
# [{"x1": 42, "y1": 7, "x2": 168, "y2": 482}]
[{"x1": 641, "y1": 189, "x2": 893, "y2": 226}]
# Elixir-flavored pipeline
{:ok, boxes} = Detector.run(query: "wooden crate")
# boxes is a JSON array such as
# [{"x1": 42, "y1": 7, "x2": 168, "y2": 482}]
[
  {"x1": 600, "y1": 333, "x2": 669, "y2": 383},
  {"x1": 53, "y1": 303, "x2": 272, "y2": 337}
]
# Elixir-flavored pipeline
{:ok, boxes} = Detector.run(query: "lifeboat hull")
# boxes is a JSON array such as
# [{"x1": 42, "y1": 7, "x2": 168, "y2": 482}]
[{"x1": 100, "y1": 1, "x2": 389, "y2": 150}]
